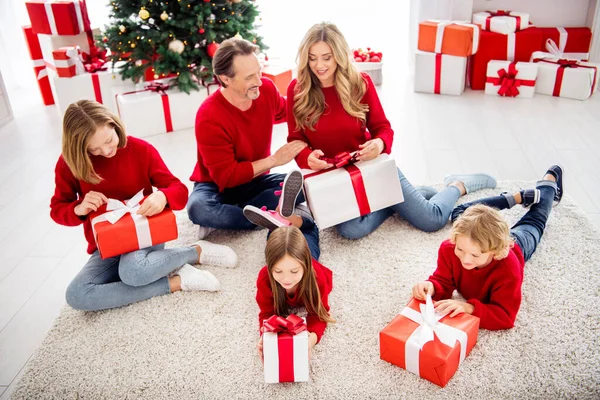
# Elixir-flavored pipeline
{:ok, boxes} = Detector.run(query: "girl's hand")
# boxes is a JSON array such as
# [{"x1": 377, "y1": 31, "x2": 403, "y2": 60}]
[
  {"x1": 434, "y1": 299, "x2": 475, "y2": 318},
  {"x1": 74, "y1": 191, "x2": 108, "y2": 216},
  {"x1": 357, "y1": 138, "x2": 384, "y2": 161},
  {"x1": 257, "y1": 336, "x2": 264, "y2": 360},
  {"x1": 308, "y1": 332, "x2": 318, "y2": 359},
  {"x1": 412, "y1": 281, "x2": 435, "y2": 301},
  {"x1": 307, "y1": 149, "x2": 333, "y2": 171},
  {"x1": 137, "y1": 191, "x2": 167, "y2": 217}
]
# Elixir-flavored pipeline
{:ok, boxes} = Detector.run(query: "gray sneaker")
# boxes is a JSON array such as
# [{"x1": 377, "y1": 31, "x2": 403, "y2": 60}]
[
  {"x1": 444, "y1": 173, "x2": 497, "y2": 194},
  {"x1": 198, "y1": 225, "x2": 216, "y2": 240}
]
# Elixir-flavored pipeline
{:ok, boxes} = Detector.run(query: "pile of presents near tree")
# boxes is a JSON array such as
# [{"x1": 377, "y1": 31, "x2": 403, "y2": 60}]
[{"x1": 414, "y1": 10, "x2": 598, "y2": 100}]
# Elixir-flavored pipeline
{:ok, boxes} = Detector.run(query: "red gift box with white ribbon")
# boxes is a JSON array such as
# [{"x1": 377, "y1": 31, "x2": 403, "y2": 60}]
[
  {"x1": 52, "y1": 46, "x2": 84, "y2": 78},
  {"x1": 414, "y1": 51, "x2": 467, "y2": 96},
  {"x1": 470, "y1": 28, "x2": 543, "y2": 90},
  {"x1": 380, "y1": 295, "x2": 480, "y2": 387},
  {"x1": 303, "y1": 153, "x2": 404, "y2": 229},
  {"x1": 90, "y1": 189, "x2": 178, "y2": 259},
  {"x1": 22, "y1": 25, "x2": 54, "y2": 105},
  {"x1": 262, "y1": 315, "x2": 309, "y2": 383},
  {"x1": 485, "y1": 61, "x2": 538, "y2": 98},
  {"x1": 25, "y1": 0, "x2": 91, "y2": 35},
  {"x1": 538, "y1": 27, "x2": 592, "y2": 61}
]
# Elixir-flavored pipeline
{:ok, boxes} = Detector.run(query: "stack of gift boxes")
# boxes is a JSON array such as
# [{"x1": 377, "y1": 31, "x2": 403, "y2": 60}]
[
  {"x1": 22, "y1": 0, "x2": 210, "y2": 137},
  {"x1": 414, "y1": 9, "x2": 597, "y2": 100}
]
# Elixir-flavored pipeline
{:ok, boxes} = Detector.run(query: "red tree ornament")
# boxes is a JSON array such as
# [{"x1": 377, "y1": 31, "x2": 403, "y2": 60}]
[
  {"x1": 207, "y1": 42, "x2": 219, "y2": 57},
  {"x1": 199, "y1": 28, "x2": 205, "y2": 34}
]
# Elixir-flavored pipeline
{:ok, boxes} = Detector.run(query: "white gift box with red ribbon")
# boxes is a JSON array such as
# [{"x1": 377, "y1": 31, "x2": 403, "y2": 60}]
[
  {"x1": 262, "y1": 315, "x2": 309, "y2": 383},
  {"x1": 472, "y1": 10, "x2": 530, "y2": 35},
  {"x1": 485, "y1": 61, "x2": 538, "y2": 98},
  {"x1": 414, "y1": 51, "x2": 467, "y2": 96},
  {"x1": 52, "y1": 46, "x2": 85, "y2": 78},
  {"x1": 531, "y1": 56, "x2": 598, "y2": 101},
  {"x1": 303, "y1": 153, "x2": 404, "y2": 229},
  {"x1": 115, "y1": 82, "x2": 209, "y2": 137}
]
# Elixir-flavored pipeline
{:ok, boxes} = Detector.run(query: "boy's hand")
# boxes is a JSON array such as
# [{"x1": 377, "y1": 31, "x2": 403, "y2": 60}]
[
  {"x1": 257, "y1": 336, "x2": 264, "y2": 360},
  {"x1": 412, "y1": 281, "x2": 435, "y2": 301},
  {"x1": 434, "y1": 299, "x2": 475, "y2": 317}
]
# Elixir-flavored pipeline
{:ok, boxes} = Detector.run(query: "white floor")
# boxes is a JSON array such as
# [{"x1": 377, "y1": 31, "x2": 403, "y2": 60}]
[{"x1": 2, "y1": 27, "x2": 600, "y2": 400}]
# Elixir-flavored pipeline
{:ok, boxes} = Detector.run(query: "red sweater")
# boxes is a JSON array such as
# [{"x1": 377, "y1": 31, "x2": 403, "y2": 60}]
[
  {"x1": 50, "y1": 136, "x2": 189, "y2": 254},
  {"x1": 256, "y1": 260, "x2": 333, "y2": 342},
  {"x1": 286, "y1": 73, "x2": 394, "y2": 169},
  {"x1": 428, "y1": 239, "x2": 526, "y2": 330},
  {"x1": 189, "y1": 77, "x2": 286, "y2": 191}
]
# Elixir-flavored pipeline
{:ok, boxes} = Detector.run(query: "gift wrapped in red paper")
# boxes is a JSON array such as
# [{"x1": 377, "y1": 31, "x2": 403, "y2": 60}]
[
  {"x1": 90, "y1": 189, "x2": 178, "y2": 259},
  {"x1": 538, "y1": 27, "x2": 592, "y2": 61},
  {"x1": 25, "y1": 0, "x2": 91, "y2": 36},
  {"x1": 22, "y1": 25, "x2": 54, "y2": 105},
  {"x1": 263, "y1": 315, "x2": 309, "y2": 383},
  {"x1": 470, "y1": 28, "x2": 542, "y2": 90},
  {"x1": 380, "y1": 295, "x2": 479, "y2": 387},
  {"x1": 52, "y1": 46, "x2": 84, "y2": 78}
]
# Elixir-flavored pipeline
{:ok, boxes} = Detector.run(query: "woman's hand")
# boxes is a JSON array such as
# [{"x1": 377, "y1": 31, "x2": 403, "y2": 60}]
[
  {"x1": 307, "y1": 149, "x2": 333, "y2": 171},
  {"x1": 357, "y1": 138, "x2": 384, "y2": 161},
  {"x1": 412, "y1": 281, "x2": 435, "y2": 301},
  {"x1": 74, "y1": 191, "x2": 108, "y2": 216},
  {"x1": 434, "y1": 299, "x2": 475, "y2": 318},
  {"x1": 137, "y1": 191, "x2": 167, "y2": 217}
]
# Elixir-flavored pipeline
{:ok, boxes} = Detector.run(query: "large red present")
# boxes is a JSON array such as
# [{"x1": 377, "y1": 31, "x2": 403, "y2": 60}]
[
  {"x1": 25, "y1": 0, "x2": 91, "y2": 36},
  {"x1": 470, "y1": 28, "x2": 542, "y2": 90},
  {"x1": 538, "y1": 27, "x2": 592, "y2": 61},
  {"x1": 90, "y1": 189, "x2": 178, "y2": 259},
  {"x1": 22, "y1": 25, "x2": 54, "y2": 105},
  {"x1": 262, "y1": 315, "x2": 309, "y2": 383},
  {"x1": 380, "y1": 296, "x2": 479, "y2": 387}
]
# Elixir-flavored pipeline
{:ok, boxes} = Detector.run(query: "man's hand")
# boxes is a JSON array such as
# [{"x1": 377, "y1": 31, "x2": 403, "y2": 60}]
[{"x1": 271, "y1": 140, "x2": 307, "y2": 167}]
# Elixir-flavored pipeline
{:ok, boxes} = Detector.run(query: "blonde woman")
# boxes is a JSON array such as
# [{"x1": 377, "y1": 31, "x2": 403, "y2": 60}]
[
  {"x1": 50, "y1": 100, "x2": 238, "y2": 311},
  {"x1": 287, "y1": 22, "x2": 497, "y2": 239},
  {"x1": 412, "y1": 165, "x2": 563, "y2": 330}
]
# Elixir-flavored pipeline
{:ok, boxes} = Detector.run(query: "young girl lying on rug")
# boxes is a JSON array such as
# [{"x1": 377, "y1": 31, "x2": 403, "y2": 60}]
[
  {"x1": 412, "y1": 165, "x2": 563, "y2": 330},
  {"x1": 255, "y1": 225, "x2": 334, "y2": 357},
  {"x1": 50, "y1": 100, "x2": 238, "y2": 312}
]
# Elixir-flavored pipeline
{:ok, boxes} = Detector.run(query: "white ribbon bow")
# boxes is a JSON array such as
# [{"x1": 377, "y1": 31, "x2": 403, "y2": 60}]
[
  {"x1": 91, "y1": 189, "x2": 153, "y2": 251},
  {"x1": 400, "y1": 295, "x2": 468, "y2": 376},
  {"x1": 428, "y1": 20, "x2": 480, "y2": 54}
]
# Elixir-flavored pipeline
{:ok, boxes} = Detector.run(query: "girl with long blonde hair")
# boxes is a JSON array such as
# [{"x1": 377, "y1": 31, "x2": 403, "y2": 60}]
[
  {"x1": 51, "y1": 100, "x2": 238, "y2": 311},
  {"x1": 287, "y1": 22, "x2": 497, "y2": 240}
]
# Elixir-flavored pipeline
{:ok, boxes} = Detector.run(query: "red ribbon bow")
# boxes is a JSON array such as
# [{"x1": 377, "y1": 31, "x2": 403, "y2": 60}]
[
  {"x1": 146, "y1": 81, "x2": 170, "y2": 93},
  {"x1": 82, "y1": 47, "x2": 108, "y2": 73},
  {"x1": 535, "y1": 58, "x2": 598, "y2": 97},
  {"x1": 322, "y1": 151, "x2": 359, "y2": 169},
  {"x1": 485, "y1": 63, "x2": 535, "y2": 97},
  {"x1": 485, "y1": 10, "x2": 523, "y2": 31},
  {"x1": 263, "y1": 315, "x2": 307, "y2": 336}
]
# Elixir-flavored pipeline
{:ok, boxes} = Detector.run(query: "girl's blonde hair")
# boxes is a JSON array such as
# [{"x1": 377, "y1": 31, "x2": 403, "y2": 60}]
[
  {"x1": 292, "y1": 22, "x2": 369, "y2": 131},
  {"x1": 265, "y1": 226, "x2": 334, "y2": 324},
  {"x1": 450, "y1": 204, "x2": 514, "y2": 260},
  {"x1": 62, "y1": 100, "x2": 127, "y2": 184}
]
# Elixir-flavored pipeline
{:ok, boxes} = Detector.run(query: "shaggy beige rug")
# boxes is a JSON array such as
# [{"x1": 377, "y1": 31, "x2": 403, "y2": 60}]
[{"x1": 11, "y1": 182, "x2": 600, "y2": 399}]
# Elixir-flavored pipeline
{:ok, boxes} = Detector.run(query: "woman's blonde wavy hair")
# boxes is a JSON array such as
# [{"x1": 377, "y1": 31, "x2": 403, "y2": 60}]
[
  {"x1": 293, "y1": 22, "x2": 369, "y2": 131},
  {"x1": 62, "y1": 100, "x2": 127, "y2": 184},
  {"x1": 450, "y1": 204, "x2": 514, "y2": 260}
]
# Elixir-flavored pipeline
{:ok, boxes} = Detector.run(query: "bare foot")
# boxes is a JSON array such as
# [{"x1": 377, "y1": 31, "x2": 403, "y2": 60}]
[{"x1": 543, "y1": 173, "x2": 556, "y2": 182}]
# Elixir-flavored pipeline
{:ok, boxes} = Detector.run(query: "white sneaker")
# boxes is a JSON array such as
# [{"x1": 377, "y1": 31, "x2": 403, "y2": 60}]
[
  {"x1": 192, "y1": 240, "x2": 239, "y2": 268},
  {"x1": 198, "y1": 225, "x2": 216, "y2": 240},
  {"x1": 176, "y1": 264, "x2": 221, "y2": 292}
]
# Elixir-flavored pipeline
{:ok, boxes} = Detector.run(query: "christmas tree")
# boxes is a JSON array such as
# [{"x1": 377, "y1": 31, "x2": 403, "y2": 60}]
[{"x1": 100, "y1": 0, "x2": 267, "y2": 92}]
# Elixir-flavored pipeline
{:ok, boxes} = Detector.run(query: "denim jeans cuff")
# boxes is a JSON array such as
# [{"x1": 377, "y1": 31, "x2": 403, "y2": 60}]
[
  {"x1": 536, "y1": 180, "x2": 558, "y2": 191},
  {"x1": 502, "y1": 192, "x2": 517, "y2": 208}
]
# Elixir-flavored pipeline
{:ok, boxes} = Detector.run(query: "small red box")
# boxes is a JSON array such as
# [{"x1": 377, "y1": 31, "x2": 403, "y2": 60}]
[{"x1": 262, "y1": 65, "x2": 293, "y2": 95}]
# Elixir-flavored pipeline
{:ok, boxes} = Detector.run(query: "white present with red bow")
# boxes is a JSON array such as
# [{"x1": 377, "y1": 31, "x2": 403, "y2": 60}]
[
  {"x1": 485, "y1": 61, "x2": 538, "y2": 98},
  {"x1": 263, "y1": 315, "x2": 309, "y2": 383},
  {"x1": 25, "y1": 0, "x2": 91, "y2": 35},
  {"x1": 90, "y1": 189, "x2": 178, "y2": 259},
  {"x1": 52, "y1": 46, "x2": 85, "y2": 78},
  {"x1": 115, "y1": 81, "x2": 209, "y2": 137},
  {"x1": 303, "y1": 153, "x2": 404, "y2": 229},
  {"x1": 472, "y1": 10, "x2": 530, "y2": 35},
  {"x1": 530, "y1": 57, "x2": 598, "y2": 101},
  {"x1": 414, "y1": 51, "x2": 467, "y2": 96}
]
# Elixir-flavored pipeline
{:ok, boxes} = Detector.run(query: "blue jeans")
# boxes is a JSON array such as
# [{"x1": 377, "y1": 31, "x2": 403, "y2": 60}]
[
  {"x1": 266, "y1": 216, "x2": 320, "y2": 261},
  {"x1": 187, "y1": 173, "x2": 304, "y2": 230},
  {"x1": 336, "y1": 168, "x2": 462, "y2": 239},
  {"x1": 451, "y1": 181, "x2": 557, "y2": 262},
  {"x1": 65, "y1": 244, "x2": 198, "y2": 311}
]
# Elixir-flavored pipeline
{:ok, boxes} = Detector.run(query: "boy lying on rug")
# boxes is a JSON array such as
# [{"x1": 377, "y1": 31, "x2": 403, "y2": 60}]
[{"x1": 412, "y1": 165, "x2": 563, "y2": 330}]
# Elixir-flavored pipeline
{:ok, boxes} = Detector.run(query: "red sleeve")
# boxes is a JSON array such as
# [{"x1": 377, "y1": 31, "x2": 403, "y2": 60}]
[
  {"x1": 49, "y1": 158, "x2": 85, "y2": 227},
  {"x1": 308, "y1": 260, "x2": 333, "y2": 343},
  {"x1": 195, "y1": 120, "x2": 254, "y2": 191},
  {"x1": 362, "y1": 73, "x2": 394, "y2": 154},
  {"x1": 428, "y1": 243, "x2": 457, "y2": 300},
  {"x1": 256, "y1": 266, "x2": 275, "y2": 334},
  {"x1": 145, "y1": 143, "x2": 189, "y2": 210},
  {"x1": 467, "y1": 271, "x2": 522, "y2": 330},
  {"x1": 286, "y1": 80, "x2": 312, "y2": 169}
]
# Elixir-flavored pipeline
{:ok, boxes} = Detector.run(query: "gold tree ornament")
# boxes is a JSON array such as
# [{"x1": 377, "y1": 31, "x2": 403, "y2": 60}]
[
  {"x1": 168, "y1": 39, "x2": 185, "y2": 54},
  {"x1": 160, "y1": 11, "x2": 169, "y2": 21},
  {"x1": 119, "y1": 25, "x2": 126, "y2": 32},
  {"x1": 139, "y1": 8, "x2": 150, "y2": 19}
]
